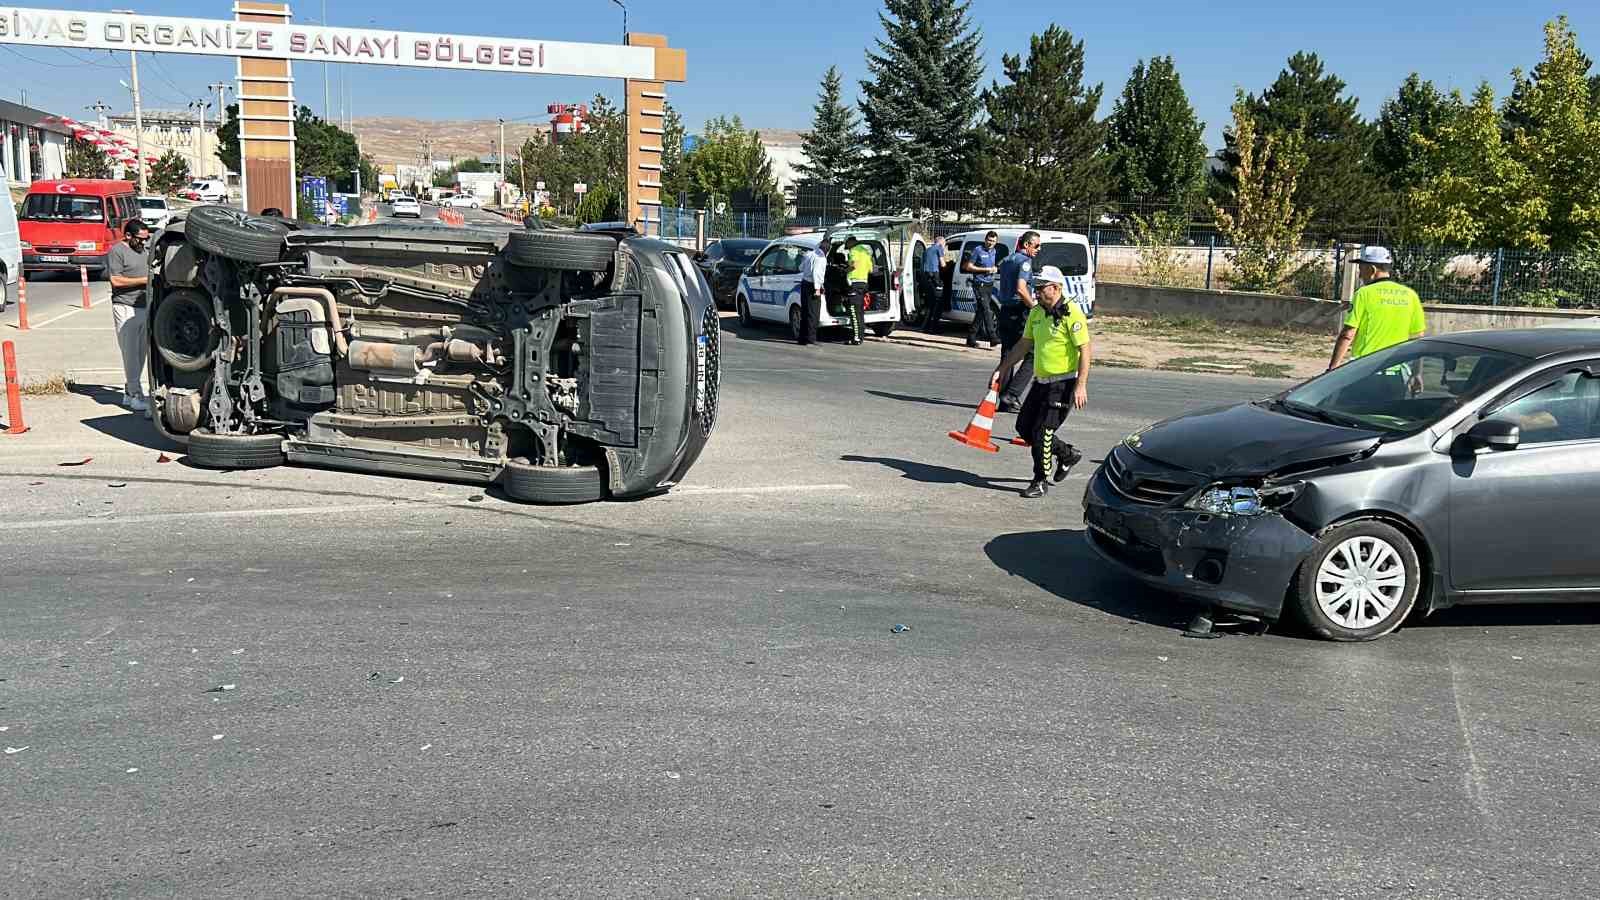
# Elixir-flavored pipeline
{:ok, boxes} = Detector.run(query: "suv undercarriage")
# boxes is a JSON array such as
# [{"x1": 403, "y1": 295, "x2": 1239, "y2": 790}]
[{"x1": 146, "y1": 207, "x2": 719, "y2": 503}]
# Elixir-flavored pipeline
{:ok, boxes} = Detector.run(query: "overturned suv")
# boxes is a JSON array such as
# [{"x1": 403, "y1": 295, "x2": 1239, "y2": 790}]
[{"x1": 146, "y1": 207, "x2": 720, "y2": 503}]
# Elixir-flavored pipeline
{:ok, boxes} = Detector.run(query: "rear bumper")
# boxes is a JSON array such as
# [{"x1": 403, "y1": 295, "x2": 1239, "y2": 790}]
[
  {"x1": 23, "y1": 252, "x2": 107, "y2": 273},
  {"x1": 1081, "y1": 465, "x2": 1315, "y2": 618}
]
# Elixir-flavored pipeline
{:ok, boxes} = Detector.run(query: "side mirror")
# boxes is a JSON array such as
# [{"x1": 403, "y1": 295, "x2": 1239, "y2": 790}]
[{"x1": 1467, "y1": 418, "x2": 1521, "y2": 451}]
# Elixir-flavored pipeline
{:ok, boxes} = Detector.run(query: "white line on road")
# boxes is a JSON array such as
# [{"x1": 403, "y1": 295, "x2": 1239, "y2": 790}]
[
  {"x1": 671, "y1": 483, "x2": 853, "y2": 496},
  {"x1": 0, "y1": 503, "x2": 400, "y2": 531},
  {"x1": 29, "y1": 307, "x2": 86, "y2": 329}
]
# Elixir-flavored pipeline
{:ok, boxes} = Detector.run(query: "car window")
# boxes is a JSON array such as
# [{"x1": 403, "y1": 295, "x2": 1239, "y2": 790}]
[
  {"x1": 726, "y1": 244, "x2": 763, "y2": 264},
  {"x1": 773, "y1": 245, "x2": 805, "y2": 275},
  {"x1": 22, "y1": 194, "x2": 105, "y2": 221},
  {"x1": 1491, "y1": 370, "x2": 1600, "y2": 446},
  {"x1": 752, "y1": 247, "x2": 784, "y2": 275},
  {"x1": 1282, "y1": 340, "x2": 1530, "y2": 433},
  {"x1": 704, "y1": 243, "x2": 723, "y2": 261},
  {"x1": 1036, "y1": 241, "x2": 1090, "y2": 277}
]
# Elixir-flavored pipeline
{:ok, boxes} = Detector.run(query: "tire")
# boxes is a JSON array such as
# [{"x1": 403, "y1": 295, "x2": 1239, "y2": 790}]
[
  {"x1": 789, "y1": 306, "x2": 803, "y2": 341},
  {"x1": 737, "y1": 296, "x2": 753, "y2": 328},
  {"x1": 1290, "y1": 520, "x2": 1421, "y2": 642},
  {"x1": 0, "y1": 267, "x2": 8, "y2": 311},
  {"x1": 871, "y1": 321, "x2": 897, "y2": 338},
  {"x1": 152, "y1": 288, "x2": 218, "y2": 372},
  {"x1": 186, "y1": 430, "x2": 285, "y2": 470},
  {"x1": 504, "y1": 231, "x2": 617, "y2": 271},
  {"x1": 501, "y1": 460, "x2": 604, "y2": 504},
  {"x1": 185, "y1": 206, "x2": 289, "y2": 264}
]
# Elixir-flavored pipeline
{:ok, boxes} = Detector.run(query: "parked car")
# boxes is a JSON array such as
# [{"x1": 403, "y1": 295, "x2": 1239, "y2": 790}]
[
  {"x1": 390, "y1": 195, "x2": 422, "y2": 218},
  {"x1": 1083, "y1": 328, "x2": 1600, "y2": 641},
  {"x1": 0, "y1": 187, "x2": 18, "y2": 311},
  {"x1": 143, "y1": 207, "x2": 719, "y2": 503},
  {"x1": 180, "y1": 179, "x2": 227, "y2": 203},
  {"x1": 694, "y1": 238, "x2": 768, "y2": 309},
  {"x1": 818, "y1": 216, "x2": 933, "y2": 333},
  {"x1": 936, "y1": 227, "x2": 1096, "y2": 326},
  {"x1": 444, "y1": 194, "x2": 482, "y2": 209},
  {"x1": 137, "y1": 195, "x2": 173, "y2": 229},
  {"x1": 18, "y1": 179, "x2": 139, "y2": 279}
]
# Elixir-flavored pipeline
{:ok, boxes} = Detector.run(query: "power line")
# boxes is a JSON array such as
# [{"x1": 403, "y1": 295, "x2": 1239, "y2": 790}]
[{"x1": 0, "y1": 45, "x2": 121, "y2": 69}]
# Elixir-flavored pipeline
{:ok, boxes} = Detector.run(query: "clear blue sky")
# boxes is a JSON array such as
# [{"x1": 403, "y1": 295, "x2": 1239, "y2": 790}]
[{"x1": 3, "y1": 1, "x2": 1595, "y2": 151}]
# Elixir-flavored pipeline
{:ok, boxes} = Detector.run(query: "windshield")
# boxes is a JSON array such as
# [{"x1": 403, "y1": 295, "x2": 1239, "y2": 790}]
[
  {"x1": 138, "y1": 198, "x2": 166, "y2": 210},
  {"x1": 725, "y1": 245, "x2": 763, "y2": 263},
  {"x1": 1280, "y1": 339, "x2": 1528, "y2": 433},
  {"x1": 21, "y1": 194, "x2": 104, "y2": 222}
]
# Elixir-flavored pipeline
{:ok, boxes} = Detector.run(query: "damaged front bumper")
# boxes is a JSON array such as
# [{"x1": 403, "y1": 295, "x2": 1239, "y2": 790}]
[{"x1": 1081, "y1": 467, "x2": 1317, "y2": 619}]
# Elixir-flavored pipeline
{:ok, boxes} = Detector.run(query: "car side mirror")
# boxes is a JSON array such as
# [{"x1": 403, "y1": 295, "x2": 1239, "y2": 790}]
[{"x1": 1467, "y1": 418, "x2": 1521, "y2": 451}]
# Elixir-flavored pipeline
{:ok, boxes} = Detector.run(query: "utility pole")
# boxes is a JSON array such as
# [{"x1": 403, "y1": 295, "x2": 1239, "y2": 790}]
[
  {"x1": 188, "y1": 99, "x2": 210, "y2": 179},
  {"x1": 321, "y1": 0, "x2": 330, "y2": 120},
  {"x1": 110, "y1": 9, "x2": 146, "y2": 192},
  {"x1": 498, "y1": 117, "x2": 506, "y2": 188},
  {"x1": 207, "y1": 82, "x2": 231, "y2": 178}
]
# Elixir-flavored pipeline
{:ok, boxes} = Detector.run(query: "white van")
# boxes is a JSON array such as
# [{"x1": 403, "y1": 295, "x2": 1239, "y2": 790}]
[
  {"x1": 935, "y1": 227, "x2": 1096, "y2": 325},
  {"x1": 735, "y1": 218, "x2": 932, "y2": 340},
  {"x1": 0, "y1": 193, "x2": 19, "y2": 312}
]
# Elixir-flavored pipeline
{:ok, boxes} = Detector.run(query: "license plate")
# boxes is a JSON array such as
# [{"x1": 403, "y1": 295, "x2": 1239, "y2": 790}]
[
  {"x1": 695, "y1": 335, "x2": 707, "y2": 413},
  {"x1": 38, "y1": 255, "x2": 68, "y2": 263}
]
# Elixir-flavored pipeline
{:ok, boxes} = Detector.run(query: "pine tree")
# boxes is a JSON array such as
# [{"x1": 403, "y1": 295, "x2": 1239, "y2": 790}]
[
  {"x1": 1214, "y1": 52, "x2": 1379, "y2": 236},
  {"x1": 858, "y1": 0, "x2": 984, "y2": 198},
  {"x1": 1375, "y1": 74, "x2": 1454, "y2": 192},
  {"x1": 797, "y1": 66, "x2": 862, "y2": 194},
  {"x1": 65, "y1": 137, "x2": 111, "y2": 179},
  {"x1": 1104, "y1": 56, "x2": 1207, "y2": 211},
  {"x1": 148, "y1": 150, "x2": 191, "y2": 195},
  {"x1": 981, "y1": 25, "x2": 1106, "y2": 226}
]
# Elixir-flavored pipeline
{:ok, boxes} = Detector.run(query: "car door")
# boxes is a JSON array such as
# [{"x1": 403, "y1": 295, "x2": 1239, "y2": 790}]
[
  {"x1": 1448, "y1": 362, "x2": 1600, "y2": 593},
  {"x1": 767, "y1": 244, "x2": 804, "y2": 322},
  {"x1": 745, "y1": 245, "x2": 780, "y2": 319},
  {"x1": 950, "y1": 239, "x2": 978, "y2": 317}
]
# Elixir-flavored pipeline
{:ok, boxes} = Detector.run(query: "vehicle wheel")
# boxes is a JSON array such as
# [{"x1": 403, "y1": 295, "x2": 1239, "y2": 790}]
[
  {"x1": 184, "y1": 206, "x2": 289, "y2": 264},
  {"x1": 789, "y1": 306, "x2": 803, "y2": 341},
  {"x1": 501, "y1": 460, "x2": 604, "y2": 504},
  {"x1": 152, "y1": 288, "x2": 218, "y2": 372},
  {"x1": 1290, "y1": 520, "x2": 1421, "y2": 642},
  {"x1": 871, "y1": 321, "x2": 897, "y2": 338},
  {"x1": 737, "y1": 296, "x2": 753, "y2": 328},
  {"x1": 0, "y1": 268, "x2": 8, "y2": 311},
  {"x1": 186, "y1": 430, "x2": 285, "y2": 470},
  {"x1": 504, "y1": 231, "x2": 617, "y2": 271}
]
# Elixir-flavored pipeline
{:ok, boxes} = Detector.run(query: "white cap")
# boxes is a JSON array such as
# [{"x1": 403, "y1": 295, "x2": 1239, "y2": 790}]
[
  {"x1": 1032, "y1": 265, "x2": 1067, "y2": 286},
  {"x1": 1357, "y1": 246, "x2": 1393, "y2": 266}
]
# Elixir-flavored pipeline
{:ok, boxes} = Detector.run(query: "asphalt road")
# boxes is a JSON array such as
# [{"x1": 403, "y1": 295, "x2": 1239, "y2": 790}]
[
  {"x1": 3, "y1": 321, "x2": 1598, "y2": 897},
  {"x1": 7, "y1": 270, "x2": 113, "y2": 329}
]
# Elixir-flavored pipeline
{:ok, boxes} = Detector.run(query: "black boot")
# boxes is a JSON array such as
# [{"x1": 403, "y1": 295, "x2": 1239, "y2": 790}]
[
  {"x1": 1054, "y1": 446, "x2": 1083, "y2": 483},
  {"x1": 1021, "y1": 480, "x2": 1048, "y2": 499}
]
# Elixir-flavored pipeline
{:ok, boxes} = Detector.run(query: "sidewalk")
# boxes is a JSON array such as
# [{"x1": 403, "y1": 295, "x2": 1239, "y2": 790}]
[{"x1": 4, "y1": 298, "x2": 125, "y2": 388}]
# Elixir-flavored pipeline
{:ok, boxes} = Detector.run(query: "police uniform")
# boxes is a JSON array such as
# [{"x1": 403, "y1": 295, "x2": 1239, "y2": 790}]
[
  {"x1": 995, "y1": 248, "x2": 1035, "y2": 409},
  {"x1": 846, "y1": 242, "x2": 873, "y2": 345},
  {"x1": 1015, "y1": 296, "x2": 1090, "y2": 491},
  {"x1": 1345, "y1": 277, "x2": 1424, "y2": 360}
]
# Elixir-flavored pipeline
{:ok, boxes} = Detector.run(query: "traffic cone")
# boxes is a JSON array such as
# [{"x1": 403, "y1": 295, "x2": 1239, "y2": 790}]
[{"x1": 948, "y1": 377, "x2": 1002, "y2": 453}]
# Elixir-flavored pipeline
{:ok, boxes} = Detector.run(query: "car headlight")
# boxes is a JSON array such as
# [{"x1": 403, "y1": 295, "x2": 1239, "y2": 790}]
[
  {"x1": 1187, "y1": 483, "x2": 1301, "y2": 516},
  {"x1": 76, "y1": 241, "x2": 98, "y2": 251},
  {"x1": 19, "y1": 240, "x2": 30, "y2": 250}
]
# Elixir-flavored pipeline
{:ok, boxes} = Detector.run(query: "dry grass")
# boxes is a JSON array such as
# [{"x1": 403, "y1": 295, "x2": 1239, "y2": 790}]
[{"x1": 20, "y1": 375, "x2": 69, "y2": 396}]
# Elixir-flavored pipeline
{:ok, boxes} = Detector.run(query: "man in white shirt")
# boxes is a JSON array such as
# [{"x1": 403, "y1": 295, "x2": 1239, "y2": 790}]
[{"x1": 797, "y1": 238, "x2": 831, "y2": 346}]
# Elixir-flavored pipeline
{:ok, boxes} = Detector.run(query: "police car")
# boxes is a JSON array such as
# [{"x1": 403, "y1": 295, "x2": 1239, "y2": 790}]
[{"x1": 933, "y1": 227, "x2": 1096, "y2": 325}]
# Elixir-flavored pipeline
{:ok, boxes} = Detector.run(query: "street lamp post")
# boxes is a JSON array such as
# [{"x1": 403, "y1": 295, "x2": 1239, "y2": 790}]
[{"x1": 609, "y1": 0, "x2": 627, "y2": 41}]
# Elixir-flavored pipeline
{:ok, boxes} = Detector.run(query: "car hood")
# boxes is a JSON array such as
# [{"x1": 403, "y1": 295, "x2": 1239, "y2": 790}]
[
  {"x1": 1127, "y1": 401, "x2": 1383, "y2": 479},
  {"x1": 19, "y1": 219, "x2": 105, "y2": 245}
]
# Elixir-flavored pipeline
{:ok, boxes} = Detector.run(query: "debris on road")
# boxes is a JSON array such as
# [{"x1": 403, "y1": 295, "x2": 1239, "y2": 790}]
[
  {"x1": 420, "y1": 744, "x2": 432, "y2": 751},
  {"x1": 156, "y1": 453, "x2": 173, "y2": 463},
  {"x1": 107, "y1": 482, "x2": 126, "y2": 488},
  {"x1": 212, "y1": 735, "x2": 224, "y2": 741},
  {"x1": 5, "y1": 746, "x2": 29, "y2": 754},
  {"x1": 389, "y1": 676, "x2": 404, "y2": 684},
  {"x1": 125, "y1": 767, "x2": 139, "y2": 774},
  {"x1": 664, "y1": 771, "x2": 681, "y2": 779},
  {"x1": 890, "y1": 623, "x2": 911, "y2": 634},
  {"x1": 58, "y1": 457, "x2": 92, "y2": 467},
  {"x1": 468, "y1": 494, "x2": 484, "y2": 503},
  {"x1": 203, "y1": 684, "x2": 236, "y2": 693}
]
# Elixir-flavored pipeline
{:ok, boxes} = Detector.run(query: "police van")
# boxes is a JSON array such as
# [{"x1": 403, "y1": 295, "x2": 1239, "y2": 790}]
[
  {"x1": 933, "y1": 227, "x2": 1096, "y2": 326},
  {"x1": 735, "y1": 216, "x2": 932, "y2": 339}
]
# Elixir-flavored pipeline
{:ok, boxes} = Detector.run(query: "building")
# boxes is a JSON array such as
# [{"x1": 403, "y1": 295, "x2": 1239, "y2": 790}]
[
  {"x1": 1, "y1": 99, "x2": 70, "y2": 187},
  {"x1": 107, "y1": 108, "x2": 227, "y2": 181},
  {"x1": 756, "y1": 128, "x2": 810, "y2": 195}
]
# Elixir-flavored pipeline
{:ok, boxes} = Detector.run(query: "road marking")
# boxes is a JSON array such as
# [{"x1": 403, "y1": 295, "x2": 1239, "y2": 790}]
[
  {"x1": 0, "y1": 503, "x2": 399, "y2": 531},
  {"x1": 671, "y1": 483, "x2": 852, "y2": 496}
]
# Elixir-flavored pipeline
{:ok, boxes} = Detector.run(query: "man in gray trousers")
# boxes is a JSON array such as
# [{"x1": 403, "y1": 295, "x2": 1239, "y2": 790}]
[{"x1": 108, "y1": 219, "x2": 152, "y2": 415}]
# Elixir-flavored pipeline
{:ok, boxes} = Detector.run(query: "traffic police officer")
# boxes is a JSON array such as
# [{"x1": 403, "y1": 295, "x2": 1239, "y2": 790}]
[
  {"x1": 844, "y1": 236, "x2": 873, "y2": 346},
  {"x1": 992, "y1": 265, "x2": 1092, "y2": 499},
  {"x1": 1328, "y1": 245, "x2": 1425, "y2": 370},
  {"x1": 994, "y1": 231, "x2": 1041, "y2": 411}
]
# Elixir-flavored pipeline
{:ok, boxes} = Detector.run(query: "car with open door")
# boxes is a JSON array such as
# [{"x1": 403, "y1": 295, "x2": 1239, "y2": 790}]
[
  {"x1": 143, "y1": 206, "x2": 720, "y2": 503},
  {"x1": 1083, "y1": 329, "x2": 1600, "y2": 640}
]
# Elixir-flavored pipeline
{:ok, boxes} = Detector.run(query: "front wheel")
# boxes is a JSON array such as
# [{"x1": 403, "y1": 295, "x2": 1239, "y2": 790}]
[
  {"x1": 737, "y1": 296, "x2": 753, "y2": 328},
  {"x1": 1290, "y1": 520, "x2": 1421, "y2": 642},
  {"x1": 501, "y1": 460, "x2": 604, "y2": 504},
  {"x1": 789, "y1": 306, "x2": 803, "y2": 341}
]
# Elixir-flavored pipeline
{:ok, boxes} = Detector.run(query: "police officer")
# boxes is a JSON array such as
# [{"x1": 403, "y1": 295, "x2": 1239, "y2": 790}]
[
  {"x1": 844, "y1": 236, "x2": 873, "y2": 346},
  {"x1": 992, "y1": 265, "x2": 1091, "y2": 499},
  {"x1": 1327, "y1": 245, "x2": 1425, "y2": 370},
  {"x1": 920, "y1": 235, "x2": 948, "y2": 333},
  {"x1": 963, "y1": 230, "x2": 1001, "y2": 349},
  {"x1": 797, "y1": 239, "x2": 830, "y2": 345},
  {"x1": 994, "y1": 230, "x2": 1041, "y2": 411}
]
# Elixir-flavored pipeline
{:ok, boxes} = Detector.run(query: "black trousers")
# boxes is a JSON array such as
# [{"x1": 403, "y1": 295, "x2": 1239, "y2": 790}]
[
  {"x1": 997, "y1": 304, "x2": 1033, "y2": 405},
  {"x1": 970, "y1": 282, "x2": 997, "y2": 345},
  {"x1": 847, "y1": 283, "x2": 867, "y2": 344},
  {"x1": 919, "y1": 272, "x2": 944, "y2": 332},
  {"x1": 798, "y1": 281, "x2": 819, "y2": 344},
  {"x1": 1016, "y1": 379, "x2": 1076, "y2": 482}
]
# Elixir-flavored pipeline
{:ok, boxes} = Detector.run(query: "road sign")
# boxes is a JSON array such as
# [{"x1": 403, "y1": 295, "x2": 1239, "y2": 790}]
[
  {"x1": 574, "y1": 182, "x2": 588, "y2": 195},
  {"x1": 535, "y1": 181, "x2": 546, "y2": 191}
]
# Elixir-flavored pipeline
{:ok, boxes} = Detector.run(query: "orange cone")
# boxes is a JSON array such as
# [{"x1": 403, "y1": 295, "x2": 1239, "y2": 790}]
[{"x1": 949, "y1": 377, "x2": 1002, "y2": 453}]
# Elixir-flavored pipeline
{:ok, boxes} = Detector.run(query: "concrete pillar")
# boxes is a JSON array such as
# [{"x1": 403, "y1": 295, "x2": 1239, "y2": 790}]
[
  {"x1": 1338, "y1": 242, "x2": 1362, "y2": 303},
  {"x1": 235, "y1": 2, "x2": 296, "y2": 215},
  {"x1": 624, "y1": 34, "x2": 685, "y2": 235}
]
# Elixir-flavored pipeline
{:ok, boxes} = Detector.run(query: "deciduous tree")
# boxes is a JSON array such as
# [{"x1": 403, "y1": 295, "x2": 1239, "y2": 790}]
[
  {"x1": 1212, "y1": 94, "x2": 1313, "y2": 291},
  {"x1": 65, "y1": 137, "x2": 111, "y2": 179},
  {"x1": 1105, "y1": 56, "x2": 1207, "y2": 210}
]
